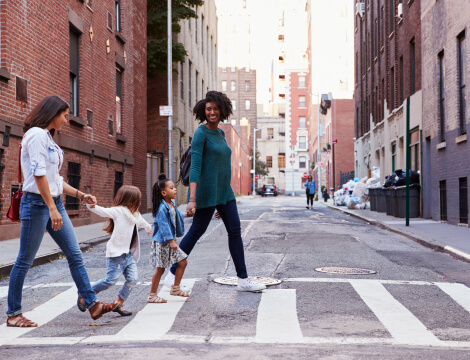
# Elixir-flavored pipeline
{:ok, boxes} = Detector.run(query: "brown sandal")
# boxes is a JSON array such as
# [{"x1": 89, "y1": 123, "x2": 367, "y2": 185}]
[
  {"x1": 89, "y1": 301, "x2": 119, "y2": 320},
  {"x1": 170, "y1": 285, "x2": 189, "y2": 297},
  {"x1": 6, "y1": 314, "x2": 38, "y2": 327},
  {"x1": 147, "y1": 293, "x2": 167, "y2": 303}
]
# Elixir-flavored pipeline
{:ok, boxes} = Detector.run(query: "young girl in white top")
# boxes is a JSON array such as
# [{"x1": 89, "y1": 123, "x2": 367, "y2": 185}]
[
  {"x1": 77, "y1": 185, "x2": 152, "y2": 316},
  {"x1": 148, "y1": 174, "x2": 189, "y2": 303}
]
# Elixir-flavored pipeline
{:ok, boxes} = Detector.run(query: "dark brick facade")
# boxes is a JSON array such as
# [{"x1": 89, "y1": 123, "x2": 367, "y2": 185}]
[
  {"x1": 421, "y1": 0, "x2": 470, "y2": 225},
  {"x1": 0, "y1": 0, "x2": 147, "y2": 240},
  {"x1": 354, "y1": 0, "x2": 421, "y2": 137}
]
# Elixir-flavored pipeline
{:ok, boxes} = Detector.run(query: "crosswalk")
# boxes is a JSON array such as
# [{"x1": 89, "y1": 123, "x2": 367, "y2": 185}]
[{"x1": 0, "y1": 278, "x2": 469, "y2": 348}]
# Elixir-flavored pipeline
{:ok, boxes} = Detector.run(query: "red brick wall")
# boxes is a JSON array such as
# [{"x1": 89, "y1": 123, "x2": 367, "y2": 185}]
[
  {"x1": 0, "y1": 0, "x2": 147, "y2": 239},
  {"x1": 219, "y1": 123, "x2": 251, "y2": 196}
]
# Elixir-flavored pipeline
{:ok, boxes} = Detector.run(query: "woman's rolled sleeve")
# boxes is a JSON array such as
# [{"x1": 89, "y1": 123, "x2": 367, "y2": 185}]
[
  {"x1": 189, "y1": 128, "x2": 205, "y2": 184},
  {"x1": 27, "y1": 132, "x2": 48, "y2": 177}
]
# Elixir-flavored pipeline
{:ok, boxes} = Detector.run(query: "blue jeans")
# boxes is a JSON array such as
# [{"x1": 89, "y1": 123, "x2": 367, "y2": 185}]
[
  {"x1": 170, "y1": 200, "x2": 248, "y2": 278},
  {"x1": 7, "y1": 192, "x2": 97, "y2": 316},
  {"x1": 92, "y1": 252, "x2": 138, "y2": 301}
]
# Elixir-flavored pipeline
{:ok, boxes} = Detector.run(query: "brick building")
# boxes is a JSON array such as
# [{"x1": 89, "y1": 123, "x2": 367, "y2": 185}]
[
  {"x1": 319, "y1": 98, "x2": 355, "y2": 192},
  {"x1": 147, "y1": 1, "x2": 218, "y2": 208},
  {"x1": 219, "y1": 123, "x2": 251, "y2": 196},
  {"x1": 353, "y1": 0, "x2": 422, "y2": 187},
  {"x1": 421, "y1": 0, "x2": 470, "y2": 225},
  {"x1": 0, "y1": 0, "x2": 147, "y2": 240}
]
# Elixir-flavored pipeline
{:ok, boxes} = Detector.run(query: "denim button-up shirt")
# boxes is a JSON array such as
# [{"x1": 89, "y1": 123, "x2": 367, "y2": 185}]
[
  {"x1": 304, "y1": 180, "x2": 317, "y2": 194},
  {"x1": 22, "y1": 127, "x2": 64, "y2": 196},
  {"x1": 152, "y1": 200, "x2": 185, "y2": 243}
]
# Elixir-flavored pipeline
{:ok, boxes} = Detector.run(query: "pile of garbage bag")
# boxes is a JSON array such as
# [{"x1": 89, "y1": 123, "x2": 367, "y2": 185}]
[
  {"x1": 383, "y1": 169, "x2": 419, "y2": 188},
  {"x1": 334, "y1": 167, "x2": 382, "y2": 209}
]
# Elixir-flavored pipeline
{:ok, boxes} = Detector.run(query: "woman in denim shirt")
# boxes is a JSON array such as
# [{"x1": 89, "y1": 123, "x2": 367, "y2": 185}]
[{"x1": 6, "y1": 96, "x2": 117, "y2": 327}]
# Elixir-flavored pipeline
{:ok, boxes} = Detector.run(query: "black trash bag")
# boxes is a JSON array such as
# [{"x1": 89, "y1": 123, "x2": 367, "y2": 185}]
[
  {"x1": 394, "y1": 169, "x2": 420, "y2": 186},
  {"x1": 383, "y1": 173, "x2": 397, "y2": 188}
]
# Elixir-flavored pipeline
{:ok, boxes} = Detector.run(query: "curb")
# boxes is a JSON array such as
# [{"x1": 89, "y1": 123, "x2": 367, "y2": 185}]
[
  {"x1": 324, "y1": 203, "x2": 470, "y2": 264},
  {"x1": 0, "y1": 235, "x2": 110, "y2": 278}
]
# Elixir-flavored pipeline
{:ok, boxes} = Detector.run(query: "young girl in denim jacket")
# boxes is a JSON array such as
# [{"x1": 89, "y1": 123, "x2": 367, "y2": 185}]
[
  {"x1": 78, "y1": 185, "x2": 152, "y2": 316},
  {"x1": 148, "y1": 174, "x2": 189, "y2": 303}
]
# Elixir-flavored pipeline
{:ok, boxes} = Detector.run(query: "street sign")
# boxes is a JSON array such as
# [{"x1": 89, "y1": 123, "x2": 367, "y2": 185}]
[
  {"x1": 332, "y1": 138, "x2": 338, "y2": 144},
  {"x1": 303, "y1": 172, "x2": 308, "y2": 178},
  {"x1": 250, "y1": 169, "x2": 255, "y2": 173},
  {"x1": 159, "y1": 106, "x2": 173, "y2": 116},
  {"x1": 255, "y1": 175, "x2": 259, "y2": 181}
]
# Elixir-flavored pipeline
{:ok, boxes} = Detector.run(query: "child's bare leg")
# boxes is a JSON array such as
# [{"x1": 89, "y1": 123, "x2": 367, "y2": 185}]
[
  {"x1": 173, "y1": 259, "x2": 187, "y2": 287},
  {"x1": 150, "y1": 267, "x2": 165, "y2": 294}
]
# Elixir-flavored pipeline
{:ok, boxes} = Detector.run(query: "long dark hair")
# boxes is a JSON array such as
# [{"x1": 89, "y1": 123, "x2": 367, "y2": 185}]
[
  {"x1": 23, "y1": 95, "x2": 69, "y2": 137},
  {"x1": 103, "y1": 185, "x2": 142, "y2": 234},
  {"x1": 152, "y1": 173, "x2": 171, "y2": 217},
  {"x1": 193, "y1": 91, "x2": 233, "y2": 123}
]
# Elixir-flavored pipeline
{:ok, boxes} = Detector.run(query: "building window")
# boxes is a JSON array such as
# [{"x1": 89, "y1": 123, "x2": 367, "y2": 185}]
[
  {"x1": 410, "y1": 38, "x2": 416, "y2": 94},
  {"x1": 115, "y1": 0, "x2": 121, "y2": 32},
  {"x1": 410, "y1": 128, "x2": 420, "y2": 171},
  {"x1": 201, "y1": 15, "x2": 204, "y2": 54},
  {"x1": 299, "y1": 76, "x2": 306, "y2": 88},
  {"x1": 391, "y1": 66, "x2": 395, "y2": 110},
  {"x1": 400, "y1": 56, "x2": 404, "y2": 104},
  {"x1": 458, "y1": 31, "x2": 466, "y2": 135},
  {"x1": 66, "y1": 162, "x2": 81, "y2": 210},
  {"x1": 231, "y1": 80, "x2": 236, "y2": 91},
  {"x1": 440, "y1": 180, "x2": 447, "y2": 221},
  {"x1": 116, "y1": 68, "x2": 122, "y2": 134},
  {"x1": 267, "y1": 128, "x2": 274, "y2": 137},
  {"x1": 278, "y1": 34, "x2": 284, "y2": 43},
  {"x1": 256, "y1": 130, "x2": 262, "y2": 139},
  {"x1": 231, "y1": 66, "x2": 236, "y2": 72},
  {"x1": 180, "y1": 62, "x2": 184, "y2": 100},
  {"x1": 267, "y1": 177, "x2": 275, "y2": 185},
  {"x1": 299, "y1": 116, "x2": 306, "y2": 128},
  {"x1": 232, "y1": 100, "x2": 236, "y2": 110},
  {"x1": 243, "y1": 0, "x2": 247, "y2": 9},
  {"x1": 245, "y1": 81, "x2": 250, "y2": 92},
  {"x1": 195, "y1": 11, "x2": 198, "y2": 44},
  {"x1": 391, "y1": 143, "x2": 396, "y2": 172},
  {"x1": 87, "y1": 109, "x2": 93, "y2": 127},
  {"x1": 245, "y1": 100, "x2": 250, "y2": 110},
  {"x1": 70, "y1": 28, "x2": 80, "y2": 117},
  {"x1": 460, "y1": 177, "x2": 468, "y2": 224},
  {"x1": 381, "y1": 6, "x2": 385, "y2": 47},
  {"x1": 355, "y1": 52, "x2": 358, "y2": 84},
  {"x1": 189, "y1": 60, "x2": 192, "y2": 107},
  {"x1": 390, "y1": 0, "x2": 395, "y2": 34},
  {"x1": 299, "y1": 96, "x2": 306, "y2": 108},
  {"x1": 221, "y1": 80, "x2": 227, "y2": 91},
  {"x1": 196, "y1": 71, "x2": 199, "y2": 102},
  {"x1": 438, "y1": 51, "x2": 445, "y2": 142},
  {"x1": 299, "y1": 136, "x2": 306, "y2": 149},
  {"x1": 299, "y1": 156, "x2": 306, "y2": 168},
  {"x1": 222, "y1": 66, "x2": 227, "y2": 72},
  {"x1": 278, "y1": 154, "x2": 285, "y2": 168},
  {"x1": 266, "y1": 156, "x2": 273, "y2": 168},
  {"x1": 114, "y1": 171, "x2": 123, "y2": 197},
  {"x1": 375, "y1": 18, "x2": 378, "y2": 57}
]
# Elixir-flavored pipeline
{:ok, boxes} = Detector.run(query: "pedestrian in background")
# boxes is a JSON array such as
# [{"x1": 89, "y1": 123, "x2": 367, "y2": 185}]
[
  {"x1": 7, "y1": 95, "x2": 117, "y2": 327},
  {"x1": 77, "y1": 185, "x2": 152, "y2": 316},
  {"x1": 149, "y1": 174, "x2": 189, "y2": 303},
  {"x1": 163, "y1": 91, "x2": 266, "y2": 293},
  {"x1": 304, "y1": 175, "x2": 317, "y2": 209}
]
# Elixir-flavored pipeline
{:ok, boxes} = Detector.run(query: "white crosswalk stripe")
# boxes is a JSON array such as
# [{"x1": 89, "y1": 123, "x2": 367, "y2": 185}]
[{"x1": 1, "y1": 278, "x2": 470, "y2": 348}]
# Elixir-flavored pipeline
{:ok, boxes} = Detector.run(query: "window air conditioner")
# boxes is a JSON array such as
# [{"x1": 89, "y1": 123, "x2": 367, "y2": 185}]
[
  {"x1": 397, "y1": 3, "x2": 403, "y2": 18},
  {"x1": 356, "y1": 2, "x2": 365, "y2": 18}
]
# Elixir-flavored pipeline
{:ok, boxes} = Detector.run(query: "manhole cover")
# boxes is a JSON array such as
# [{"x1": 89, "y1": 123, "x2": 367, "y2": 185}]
[
  {"x1": 314, "y1": 267, "x2": 376, "y2": 275},
  {"x1": 213, "y1": 276, "x2": 282, "y2": 286}
]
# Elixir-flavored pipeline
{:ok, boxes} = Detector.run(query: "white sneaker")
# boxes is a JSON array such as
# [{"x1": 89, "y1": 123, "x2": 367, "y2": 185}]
[
  {"x1": 237, "y1": 277, "x2": 266, "y2": 292},
  {"x1": 163, "y1": 271, "x2": 190, "y2": 293}
]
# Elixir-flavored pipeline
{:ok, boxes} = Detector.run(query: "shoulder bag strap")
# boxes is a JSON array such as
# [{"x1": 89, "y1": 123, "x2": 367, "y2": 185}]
[{"x1": 18, "y1": 145, "x2": 22, "y2": 184}]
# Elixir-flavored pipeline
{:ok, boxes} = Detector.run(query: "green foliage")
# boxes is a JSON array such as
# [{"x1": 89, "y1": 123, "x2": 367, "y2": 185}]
[
  {"x1": 147, "y1": 0, "x2": 204, "y2": 76},
  {"x1": 255, "y1": 151, "x2": 269, "y2": 177},
  {"x1": 310, "y1": 162, "x2": 315, "y2": 169}
]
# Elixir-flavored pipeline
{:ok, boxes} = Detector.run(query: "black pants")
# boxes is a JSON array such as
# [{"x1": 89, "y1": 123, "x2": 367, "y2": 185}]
[{"x1": 307, "y1": 193, "x2": 315, "y2": 206}]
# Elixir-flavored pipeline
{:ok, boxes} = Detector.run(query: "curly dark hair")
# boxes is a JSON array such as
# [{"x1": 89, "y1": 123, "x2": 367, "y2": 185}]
[
  {"x1": 193, "y1": 91, "x2": 233, "y2": 123},
  {"x1": 152, "y1": 173, "x2": 171, "y2": 217}
]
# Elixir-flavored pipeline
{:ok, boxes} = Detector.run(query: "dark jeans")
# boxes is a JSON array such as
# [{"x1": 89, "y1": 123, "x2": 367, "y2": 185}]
[
  {"x1": 307, "y1": 193, "x2": 315, "y2": 206},
  {"x1": 7, "y1": 192, "x2": 97, "y2": 316},
  {"x1": 170, "y1": 200, "x2": 248, "y2": 278}
]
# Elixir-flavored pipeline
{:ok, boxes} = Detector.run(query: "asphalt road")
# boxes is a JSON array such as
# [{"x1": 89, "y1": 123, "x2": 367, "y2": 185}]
[{"x1": 1, "y1": 196, "x2": 470, "y2": 359}]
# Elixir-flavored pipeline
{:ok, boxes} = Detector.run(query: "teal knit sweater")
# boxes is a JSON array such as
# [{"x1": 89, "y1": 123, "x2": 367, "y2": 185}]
[{"x1": 188, "y1": 124, "x2": 236, "y2": 209}]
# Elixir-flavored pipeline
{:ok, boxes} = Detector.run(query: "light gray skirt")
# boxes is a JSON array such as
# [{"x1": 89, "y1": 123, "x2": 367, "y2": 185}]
[{"x1": 150, "y1": 241, "x2": 187, "y2": 269}]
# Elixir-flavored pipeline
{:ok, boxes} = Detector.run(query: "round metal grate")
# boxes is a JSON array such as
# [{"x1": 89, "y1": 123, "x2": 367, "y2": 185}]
[
  {"x1": 213, "y1": 276, "x2": 282, "y2": 286},
  {"x1": 314, "y1": 267, "x2": 376, "y2": 275}
]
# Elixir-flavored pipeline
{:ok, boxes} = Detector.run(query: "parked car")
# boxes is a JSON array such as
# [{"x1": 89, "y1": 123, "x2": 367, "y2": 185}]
[{"x1": 261, "y1": 184, "x2": 278, "y2": 197}]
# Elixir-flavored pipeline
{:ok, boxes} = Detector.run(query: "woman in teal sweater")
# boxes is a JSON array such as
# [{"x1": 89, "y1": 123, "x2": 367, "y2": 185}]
[{"x1": 164, "y1": 91, "x2": 265, "y2": 293}]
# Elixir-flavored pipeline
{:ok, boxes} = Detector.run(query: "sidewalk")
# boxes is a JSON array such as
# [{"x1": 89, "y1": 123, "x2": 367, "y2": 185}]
[{"x1": 319, "y1": 199, "x2": 470, "y2": 263}]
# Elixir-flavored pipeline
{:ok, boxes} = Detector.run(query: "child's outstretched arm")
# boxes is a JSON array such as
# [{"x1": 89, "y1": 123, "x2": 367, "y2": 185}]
[
  {"x1": 85, "y1": 203, "x2": 119, "y2": 219},
  {"x1": 137, "y1": 213, "x2": 153, "y2": 236}
]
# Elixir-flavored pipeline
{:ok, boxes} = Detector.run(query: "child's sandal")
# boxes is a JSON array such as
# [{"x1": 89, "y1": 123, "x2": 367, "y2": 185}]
[
  {"x1": 170, "y1": 285, "x2": 189, "y2": 297},
  {"x1": 147, "y1": 293, "x2": 167, "y2": 303}
]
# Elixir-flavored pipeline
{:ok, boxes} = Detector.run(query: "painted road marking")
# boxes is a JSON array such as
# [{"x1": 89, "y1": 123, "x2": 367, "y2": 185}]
[
  {"x1": 83, "y1": 279, "x2": 197, "y2": 343},
  {"x1": 435, "y1": 282, "x2": 470, "y2": 313},
  {"x1": 256, "y1": 289, "x2": 303, "y2": 343},
  {"x1": 349, "y1": 280, "x2": 444, "y2": 346}
]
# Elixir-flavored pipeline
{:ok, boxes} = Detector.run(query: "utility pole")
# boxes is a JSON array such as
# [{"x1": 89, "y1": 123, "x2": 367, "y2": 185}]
[
  {"x1": 317, "y1": 93, "x2": 321, "y2": 192},
  {"x1": 167, "y1": 0, "x2": 173, "y2": 180}
]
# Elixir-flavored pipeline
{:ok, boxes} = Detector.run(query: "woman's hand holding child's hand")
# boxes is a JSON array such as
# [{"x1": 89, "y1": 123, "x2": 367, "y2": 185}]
[
  {"x1": 169, "y1": 239, "x2": 178, "y2": 251},
  {"x1": 147, "y1": 231, "x2": 152, "y2": 236}
]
